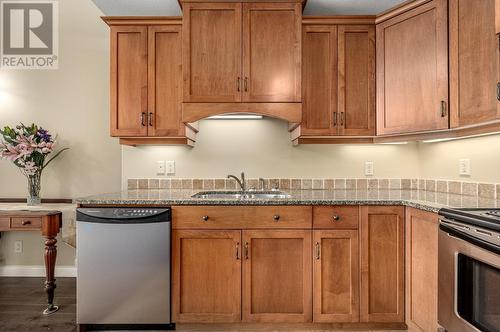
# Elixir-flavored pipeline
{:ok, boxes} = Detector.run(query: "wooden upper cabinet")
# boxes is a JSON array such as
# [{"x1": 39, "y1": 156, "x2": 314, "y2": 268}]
[
  {"x1": 242, "y1": 230, "x2": 312, "y2": 322},
  {"x1": 148, "y1": 25, "x2": 183, "y2": 136},
  {"x1": 172, "y1": 230, "x2": 242, "y2": 322},
  {"x1": 496, "y1": 0, "x2": 500, "y2": 34},
  {"x1": 302, "y1": 25, "x2": 338, "y2": 135},
  {"x1": 360, "y1": 206, "x2": 404, "y2": 323},
  {"x1": 313, "y1": 230, "x2": 359, "y2": 323},
  {"x1": 405, "y1": 208, "x2": 439, "y2": 332},
  {"x1": 338, "y1": 25, "x2": 375, "y2": 136},
  {"x1": 110, "y1": 26, "x2": 148, "y2": 137},
  {"x1": 242, "y1": 3, "x2": 302, "y2": 102},
  {"x1": 183, "y1": 2, "x2": 242, "y2": 102},
  {"x1": 376, "y1": 0, "x2": 449, "y2": 135},
  {"x1": 449, "y1": 0, "x2": 500, "y2": 128}
]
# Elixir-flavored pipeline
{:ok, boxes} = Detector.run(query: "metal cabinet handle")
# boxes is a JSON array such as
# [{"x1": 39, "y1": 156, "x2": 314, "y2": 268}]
[
  {"x1": 148, "y1": 112, "x2": 153, "y2": 127},
  {"x1": 340, "y1": 112, "x2": 345, "y2": 126},
  {"x1": 273, "y1": 215, "x2": 280, "y2": 222},
  {"x1": 201, "y1": 215, "x2": 209, "y2": 222},
  {"x1": 140, "y1": 112, "x2": 147, "y2": 126},
  {"x1": 244, "y1": 242, "x2": 249, "y2": 260},
  {"x1": 332, "y1": 215, "x2": 340, "y2": 222},
  {"x1": 315, "y1": 242, "x2": 320, "y2": 260},
  {"x1": 497, "y1": 82, "x2": 500, "y2": 101},
  {"x1": 22, "y1": 220, "x2": 31, "y2": 226},
  {"x1": 333, "y1": 112, "x2": 337, "y2": 126},
  {"x1": 440, "y1": 101, "x2": 447, "y2": 117},
  {"x1": 237, "y1": 77, "x2": 241, "y2": 92},
  {"x1": 236, "y1": 242, "x2": 240, "y2": 260},
  {"x1": 244, "y1": 77, "x2": 248, "y2": 92}
]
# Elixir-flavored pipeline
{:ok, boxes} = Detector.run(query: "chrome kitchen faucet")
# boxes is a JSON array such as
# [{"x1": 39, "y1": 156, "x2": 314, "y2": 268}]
[{"x1": 227, "y1": 172, "x2": 246, "y2": 192}]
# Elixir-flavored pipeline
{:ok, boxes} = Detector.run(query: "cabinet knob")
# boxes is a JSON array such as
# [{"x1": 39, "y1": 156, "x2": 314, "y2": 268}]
[
  {"x1": 201, "y1": 215, "x2": 209, "y2": 222},
  {"x1": 332, "y1": 215, "x2": 340, "y2": 222},
  {"x1": 273, "y1": 215, "x2": 280, "y2": 222},
  {"x1": 22, "y1": 220, "x2": 31, "y2": 225}
]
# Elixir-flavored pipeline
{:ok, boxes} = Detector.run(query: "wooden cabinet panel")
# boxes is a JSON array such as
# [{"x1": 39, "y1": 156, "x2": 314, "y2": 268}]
[
  {"x1": 450, "y1": 0, "x2": 500, "y2": 127},
  {"x1": 338, "y1": 25, "x2": 375, "y2": 136},
  {"x1": 0, "y1": 217, "x2": 10, "y2": 231},
  {"x1": 172, "y1": 230, "x2": 241, "y2": 322},
  {"x1": 242, "y1": 3, "x2": 301, "y2": 102},
  {"x1": 148, "y1": 25, "x2": 183, "y2": 136},
  {"x1": 172, "y1": 206, "x2": 312, "y2": 229},
  {"x1": 376, "y1": 0, "x2": 448, "y2": 135},
  {"x1": 183, "y1": 3, "x2": 242, "y2": 102},
  {"x1": 242, "y1": 230, "x2": 312, "y2": 322},
  {"x1": 405, "y1": 208, "x2": 438, "y2": 332},
  {"x1": 313, "y1": 206, "x2": 359, "y2": 229},
  {"x1": 10, "y1": 217, "x2": 42, "y2": 229},
  {"x1": 497, "y1": 0, "x2": 500, "y2": 34},
  {"x1": 110, "y1": 26, "x2": 148, "y2": 137},
  {"x1": 360, "y1": 206, "x2": 404, "y2": 323},
  {"x1": 302, "y1": 25, "x2": 337, "y2": 135},
  {"x1": 313, "y1": 230, "x2": 359, "y2": 322}
]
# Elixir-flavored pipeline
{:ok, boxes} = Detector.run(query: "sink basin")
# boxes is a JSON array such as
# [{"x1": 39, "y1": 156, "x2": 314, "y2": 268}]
[{"x1": 192, "y1": 190, "x2": 291, "y2": 200}]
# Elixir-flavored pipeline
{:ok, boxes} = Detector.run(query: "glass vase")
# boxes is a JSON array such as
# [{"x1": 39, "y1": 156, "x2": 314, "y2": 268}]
[{"x1": 27, "y1": 172, "x2": 42, "y2": 206}]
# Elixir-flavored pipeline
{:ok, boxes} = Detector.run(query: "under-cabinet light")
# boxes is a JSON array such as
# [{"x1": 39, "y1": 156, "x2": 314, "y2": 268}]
[
  {"x1": 207, "y1": 114, "x2": 263, "y2": 120},
  {"x1": 378, "y1": 141, "x2": 409, "y2": 145},
  {"x1": 422, "y1": 131, "x2": 500, "y2": 143}
]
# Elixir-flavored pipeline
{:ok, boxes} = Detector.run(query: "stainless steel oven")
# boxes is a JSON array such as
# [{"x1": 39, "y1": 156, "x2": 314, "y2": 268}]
[{"x1": 438, "y1": 209, "x2": 500, "y2": 332}]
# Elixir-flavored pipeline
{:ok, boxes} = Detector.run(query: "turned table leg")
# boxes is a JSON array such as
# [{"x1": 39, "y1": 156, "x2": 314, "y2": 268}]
[{"x1": 43, "y1": 235, "x2": 59, "y2": 315}]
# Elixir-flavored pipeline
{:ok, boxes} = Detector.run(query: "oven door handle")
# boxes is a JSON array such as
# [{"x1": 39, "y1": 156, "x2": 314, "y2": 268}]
[{"x1": 440, "y1": 223, "x2": 500, "y2": 255}]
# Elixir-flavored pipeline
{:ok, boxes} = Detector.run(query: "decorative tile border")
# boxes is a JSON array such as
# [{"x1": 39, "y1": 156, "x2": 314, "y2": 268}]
[{"x1": 127, "y1": 178, "x2": 500, "y2": 199}]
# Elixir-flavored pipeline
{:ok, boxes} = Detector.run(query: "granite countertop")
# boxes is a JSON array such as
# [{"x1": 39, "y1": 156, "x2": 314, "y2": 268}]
[{"x1": 74, "y1": 189, "x2": 500, "y2": 213}]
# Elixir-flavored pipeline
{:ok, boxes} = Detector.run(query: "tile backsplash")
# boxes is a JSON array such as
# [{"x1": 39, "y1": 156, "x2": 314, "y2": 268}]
[{"x1": 127, "y1": 178, "x2": 500, "y2": 199}]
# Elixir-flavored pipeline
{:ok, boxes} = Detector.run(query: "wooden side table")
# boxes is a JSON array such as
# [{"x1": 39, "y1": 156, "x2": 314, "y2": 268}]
[{"x1": 0, "y1": 210, "x2": 62, "y2": 315}]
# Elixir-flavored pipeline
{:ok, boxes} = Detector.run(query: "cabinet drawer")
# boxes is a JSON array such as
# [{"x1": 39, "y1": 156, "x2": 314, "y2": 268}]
[
  {"x1": 0, "y1": 217, "x2": 10, "y2": 230},
  {"x1": 173, "y1": 206, "x2": 312, "y2": 229},
  {"x1": 10, "y1": 217, "x2": 42, "y2": 229},
  {"x1": 313, "y1": 206, "x2": 359, "y2": 229}
]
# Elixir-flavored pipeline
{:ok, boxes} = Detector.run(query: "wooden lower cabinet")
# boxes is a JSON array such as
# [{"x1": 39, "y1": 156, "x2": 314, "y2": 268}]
[
  {"x1": 172, "y1": 230, "x2": 242, "y2": 322},
  {"x1": 313, "y1": 230, "x2": 359, "y2": 322},
  {"x1": 360, "y1": 206, "x2": 405, "y2": 323},
  {"x1": 405, "y1": 208, "x2": 439, "y2": 332},
  {"x1": 242, "y1": 230, "x2": 312, "y2": 322}
]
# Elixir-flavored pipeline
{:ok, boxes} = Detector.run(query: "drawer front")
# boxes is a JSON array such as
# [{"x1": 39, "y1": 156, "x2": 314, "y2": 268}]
[
  {"x1": 0, "y1": 217, "x2": 10, "y2": 230},
  {"x1": 10, "y1": 217, "x2": 42, "y2": 229},
  {"x1": 173, "y1": 206, "x2": 312, "y2": 229},
  {"x1": 313, "y1": 206, "x2": 359, "y2": 229}
]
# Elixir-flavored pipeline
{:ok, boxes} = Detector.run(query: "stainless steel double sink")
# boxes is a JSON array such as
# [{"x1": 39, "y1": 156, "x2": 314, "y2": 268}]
[{"x1": 192, "y1": 190, "x2": 291, "y2": 200}]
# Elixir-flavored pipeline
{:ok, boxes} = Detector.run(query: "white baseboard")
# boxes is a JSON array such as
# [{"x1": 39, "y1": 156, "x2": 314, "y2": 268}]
[{"x1": 0, "y1": 265, "x2": 76, "y2": 277}]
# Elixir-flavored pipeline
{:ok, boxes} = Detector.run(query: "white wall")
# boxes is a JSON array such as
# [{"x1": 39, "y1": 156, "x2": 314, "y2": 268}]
[
  {"x1": 122, "y1": 118, "x2": 420, "y2": 186},
  {"x1": 0, "y1": 0, "x2": 121, "y2": 267}
]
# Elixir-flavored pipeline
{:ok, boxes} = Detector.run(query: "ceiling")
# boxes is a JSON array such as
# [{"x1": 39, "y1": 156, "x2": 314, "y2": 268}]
[{"x1": 91, "y1": 0, "x2": 407, "y2": 16}]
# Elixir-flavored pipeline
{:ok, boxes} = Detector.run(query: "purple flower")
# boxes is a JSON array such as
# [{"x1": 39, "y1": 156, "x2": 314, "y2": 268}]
[{"x1": 36, "y1": 129, "x2": 52, "y2": 142}]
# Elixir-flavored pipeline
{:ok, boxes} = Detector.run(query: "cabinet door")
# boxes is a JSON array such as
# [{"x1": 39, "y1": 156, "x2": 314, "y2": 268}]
[
  {"x1": 172, "y1": 230, "x2": 241, "y2": 322},
  {"x1": 338, "y1": 25, "x2": 375, "y2": 136},
  {"x1": 406, "y1": 208, "x2": 438, "y2": 332},
  {"x1": 242, "y1": 3, "x2": 301, "y2": 102},
  {"x1": 302, "y1": 25, "x2": 338, "y2": 135},
  {"x1": 376, "y1": 0, "x2": 448, "y2": 135},
  {"x1": 496, "y1": 0, "x2": 500, "y2": 35},
  {"x1": 242, "y1": 230, "x2": 312, "y2": 322},
  {"x1": 360, "y1": 206, "x2": 404, "y2": 323},
  {"x1": 313, "y1": 230, "x2": 359, "y2": 323},
  {"x1": 110, "y1": 26, "x2": 148, "y2": 137},
  {"x1": 183, "y1": 2, "x2": 242, "y2": 102},
  {"x1": 450, "y1": 0, "x2": 500, "y2": 127},
  {"x1": 148, "y1": 25, "x2": 183, "y2": 137}
]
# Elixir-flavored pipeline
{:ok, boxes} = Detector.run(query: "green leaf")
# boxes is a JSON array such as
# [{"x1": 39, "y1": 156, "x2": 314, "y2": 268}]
[{"x1": 42, "y1": 148, "x2": 69, "y2": 170}]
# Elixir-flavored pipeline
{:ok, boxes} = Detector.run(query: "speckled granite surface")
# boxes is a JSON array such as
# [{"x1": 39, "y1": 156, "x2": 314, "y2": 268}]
[{"x1": 74, "y1": 189, "x2": 500, "y2": 213}]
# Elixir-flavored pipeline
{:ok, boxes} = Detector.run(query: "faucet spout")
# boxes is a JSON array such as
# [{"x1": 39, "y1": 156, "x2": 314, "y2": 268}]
[{"x1": 227, "y1": 172, "x2": 246, "y2": 192}]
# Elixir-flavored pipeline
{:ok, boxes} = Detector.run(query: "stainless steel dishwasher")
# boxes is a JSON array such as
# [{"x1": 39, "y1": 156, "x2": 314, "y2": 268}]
[{"x1": 76, "y1": 207, "x2": 173, "y2": 330}]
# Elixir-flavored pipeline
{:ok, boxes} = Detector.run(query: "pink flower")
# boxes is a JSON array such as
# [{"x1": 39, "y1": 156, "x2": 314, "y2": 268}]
[{"x1": 0, "y1": 143, "x2": 21, "y2": 161}]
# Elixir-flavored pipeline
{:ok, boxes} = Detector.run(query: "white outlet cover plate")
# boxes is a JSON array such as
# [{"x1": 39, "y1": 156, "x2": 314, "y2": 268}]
[
  {"x1": 365, "y1": 161, "x2": 374, "y2": 176},
  {"x1": 459, "y1": 159, "x2": 471, "y2": 176},
  {"x1": 157, "y1": 161, "x2": 166, "y2": 175},
  {"x1": 166, "y1": 161, "x2": 175, "y2": 175}
]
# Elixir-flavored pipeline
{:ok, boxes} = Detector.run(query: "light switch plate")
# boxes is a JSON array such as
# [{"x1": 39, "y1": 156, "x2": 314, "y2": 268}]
[
  {"x1": 365, "y1": 161, "x2": 374, "y2": 176},
  {"x1": 459, "y1": 159, "x2": 471, "y2": 176},
  {"x1": 14, "y1": 240, "x2": 22, "y2": 253},
  {"x1": 166, "y1": 161, "x2": 175, "y2": 175},
  {"x1": 157, "y1": 161, "x2": 166, "y2": 175}
]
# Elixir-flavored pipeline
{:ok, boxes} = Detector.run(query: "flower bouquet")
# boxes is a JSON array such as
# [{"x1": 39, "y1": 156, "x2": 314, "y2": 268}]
[{"x1": 0, "y1": 123, "x2": 68, "y2": 205}]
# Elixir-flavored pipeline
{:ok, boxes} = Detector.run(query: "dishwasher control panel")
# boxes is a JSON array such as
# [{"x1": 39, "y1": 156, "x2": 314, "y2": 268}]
[
  {"x1": 77, "y1": 208, "x2": 171, "y2": 223},
  {"x1": 113, "y1": 209, "x2": 162, "y2": 218}
]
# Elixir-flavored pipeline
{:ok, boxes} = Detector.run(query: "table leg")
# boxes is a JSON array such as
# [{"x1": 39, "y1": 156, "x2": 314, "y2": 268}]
[{"x1": 43, "y1": 235, "x2": 59, "y2": 315}]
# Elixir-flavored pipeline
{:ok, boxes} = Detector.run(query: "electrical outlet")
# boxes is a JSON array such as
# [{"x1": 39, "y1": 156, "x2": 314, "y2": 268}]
[
  {"x1": 459, "y1": 159, "x2": 471, "y2": 176},
  {"x1": 365, "y1": 161, "x2": 374, "y2": 176},
  {"x1": 166, "y1": 161, "x2": 175, "y2": 175},
  {"x1": 157, "y1": 161, "x2": 166, "y2": 175},
  {"x1": 14, "y1": 240, "x2": 22, "y2": 253}
]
